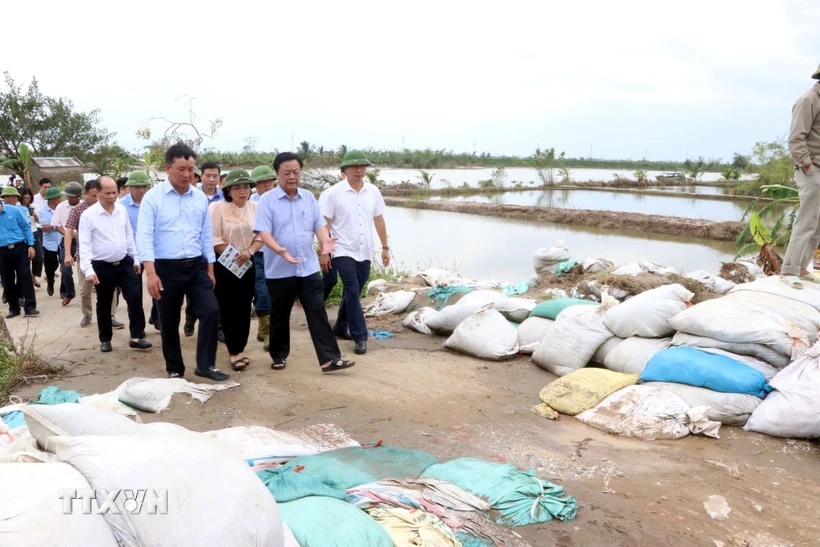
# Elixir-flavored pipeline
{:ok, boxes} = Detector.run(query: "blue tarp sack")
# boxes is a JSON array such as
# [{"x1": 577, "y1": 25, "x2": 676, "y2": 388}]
[
  {"x1": 257, "y1": 467, "x2": 347, "y2": 503},
  {"x1": 279, "y1": 497, "x2": 393, "y2": 547},
  {"x1": 421, "y1": 458, "x2": 578, "y2": 526},
  {"x1": 282, "y1": 444, "x2": 439, "y2": 489},
  {"x1": 640, "y1": 346, "x2": 772, "y2": 398}
]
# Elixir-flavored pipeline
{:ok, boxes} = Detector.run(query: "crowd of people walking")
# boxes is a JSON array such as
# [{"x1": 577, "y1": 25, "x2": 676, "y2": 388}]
[{"x1": 0, "y1": 144, "x2": 390, "y2": 382}]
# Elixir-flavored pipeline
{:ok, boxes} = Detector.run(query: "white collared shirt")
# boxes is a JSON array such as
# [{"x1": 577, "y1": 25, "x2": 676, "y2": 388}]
[
  {"x1": 320, "y1": 180, "x2": 386, "y2": 262},
  {"x1": 78, "y1": 202, "x2": 139, "y2": 276},
  {"x1": 53, "y1": 200, "x2": 78, "y2": 228}
]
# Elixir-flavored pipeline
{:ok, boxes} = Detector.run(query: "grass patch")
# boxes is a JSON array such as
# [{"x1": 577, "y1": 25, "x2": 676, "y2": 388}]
[
  {"x1": 325, "y1": 265, "x2": 410, "y2": 306},
  {"x1": 0, "y1": 329, "x2": 64, "y2": 403}
]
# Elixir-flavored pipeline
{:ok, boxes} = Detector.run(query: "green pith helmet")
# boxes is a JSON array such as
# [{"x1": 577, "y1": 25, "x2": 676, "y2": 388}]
[
  {"x1": 813, "y1": 63, "x2": 820, "y2": 80},
  {"x1": 62, "y1": 181, "x2": 83, "y2": 197},
  {"x1": 44, "y1": 187, "x2": 63, "y2": 200},
  {"x1": 251, "y1": 165, "x2": 277, "y2": 183},
  {"x1": 224, "y1": 169, "x2": 256, "y2": 189},
  {"x1": 340, "y1": 150, "x2": 372, "y2": 169},
  {"x1": 1, "y1": 186, "x2": 21, "y2": 198},
  {"x1": 126, "y1": 171, "x2": 152, "y2": 187},
  {"x1": 194, "y1": 167, "x2": 202, "y2": 176}
]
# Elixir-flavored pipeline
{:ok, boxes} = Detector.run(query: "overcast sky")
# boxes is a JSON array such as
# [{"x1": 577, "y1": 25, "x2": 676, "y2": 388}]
[{"x1": 4, "y1": 0, "x2": 818, "y2": 162}]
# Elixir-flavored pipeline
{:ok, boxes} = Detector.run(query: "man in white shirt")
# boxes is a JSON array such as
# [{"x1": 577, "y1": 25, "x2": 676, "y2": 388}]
[
  {"x1": 318, "y1": 169, "x2": 345, "y2": 302},
  {"x1": 320, "y1": 150, "x2": 390, "y2": 355},
  {"x1": 79, "y1": 177, "x2": 152, "y2": 353},
  {"x1": 54, "y1": 181, "x2": 83, "y2": 305},
  {"x1": 31, "y1": 178, "x2": 51, "y2": 285}
]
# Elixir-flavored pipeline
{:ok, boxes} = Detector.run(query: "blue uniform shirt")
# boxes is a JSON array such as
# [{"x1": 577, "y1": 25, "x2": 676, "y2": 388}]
[
  {"x1": 254, "y1": 186, "x2": 325, "y2": 279},
  {"x1": 118, "y1": 193, "x2": 141, "y2": 238},
  {"x1": 136, "y1": 180, "x2": 215, "y2": 263},
  {"x1": 0, "y1": 203, "x2": 34, "y2": 247},
  {"x1": 38, "y1": 204, "x2": 60, "y2": 251}
]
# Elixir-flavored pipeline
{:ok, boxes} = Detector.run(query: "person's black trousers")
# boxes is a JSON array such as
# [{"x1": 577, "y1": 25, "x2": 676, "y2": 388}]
[
  {"x1": 154, "y1": 257, "x2": 219, "y2": 375},
  {"x1": 322, "y1": 263, "x2": 338, "y2": 302},
  {"x1": 0, "y1": 243, "x2": 36, "y2": 313},
  {"x1": 32, "y1": 229, "x2": 44, "y2": 277},
  {"x1": 267, "y1": 272, "x2": 341, "y2": 366},
  {"x1": 58, "y1": 240, "x2": 76, "y2": 299},
  {"x1": 333, "y1": 257, "x2": 371, "y2": 342},
  {"x1": 43, "y1": 248, "x2": 59, "y2": 291},
  {"x1": 91, "y1": 256, "x2": 145, "y2": 343},
  {"x1": 214, "y1": 260, "x2": 255, "y2": 355}
]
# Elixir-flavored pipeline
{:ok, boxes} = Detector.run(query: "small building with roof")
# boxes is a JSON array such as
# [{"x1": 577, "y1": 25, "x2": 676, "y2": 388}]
[{"x1": 29, "y1": 157, "x2": 86, "y2": 190}]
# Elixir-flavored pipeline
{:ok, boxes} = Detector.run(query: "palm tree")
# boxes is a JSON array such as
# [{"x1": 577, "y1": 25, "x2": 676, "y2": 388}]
[
  {"x1": 337, "y1": 144, "x2": 348, "y2": 159},
  {"x1": 298, "y1": 141, "x2": 311, "y2": 160}
]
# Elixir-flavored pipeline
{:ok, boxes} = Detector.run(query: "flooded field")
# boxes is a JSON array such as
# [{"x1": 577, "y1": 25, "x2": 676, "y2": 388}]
[
  {"x1": 385, "y1": 206, "x2": 736, "y2": 282},
  {"x1": 426, "y1": 189, "x2": 759, "y2": 222}
]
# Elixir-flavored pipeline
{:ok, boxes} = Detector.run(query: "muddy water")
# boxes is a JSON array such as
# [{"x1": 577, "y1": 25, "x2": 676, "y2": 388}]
[
  {"x1": 377, "y1": 167, "x2": 749, "y2": 189},
  {"x1": 385, "y1": 206, "x2": 736, "y2": 282},
  {"x1": 427, "y1": 189, "x2": 758, "y2": 222}
]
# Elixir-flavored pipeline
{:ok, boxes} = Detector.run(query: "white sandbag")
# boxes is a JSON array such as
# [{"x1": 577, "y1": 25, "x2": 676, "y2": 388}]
[
  {"x1": 644, "y1": 382, "x2": 761, "y2": 426},
  {"x1": 683, "y1": 270, "x2": 736, "y2": 294},
  {"x1": 517, "y1": 317, "x2": 554, "y2": 354},
  {"x1": 402, "y1": 307, "x2": 439, "y2": 335},
  {"x1": 603, "y1": 284, "x2": 694, "y2": 338},
  {"x1": 639, "y1": 261, "x2": 677, "y2": 275},
  {"x1": 117, "y1": 377, "x2": 241, "y2": 413},
  {"x1": 0, "y1": 462, "x2": 119, "y2": 546},
  {"x1": 603, "y1": 337, "x2": 671, "y2": 375},
  {"x1": 426, "y1": 305, "x2": 478, "y2": 335},
  {"x1": 454, "y1": 290, "x2": 536, "y2": 323},
  {"x1": 730, "y1": 274, "x2": 820, "y2": 313},
  {"x1": 533, "y1": 239, "x2": 571, "y2": 274},
  {"x1": 668, "y1": 291, "x2": 820, "y2": 356},
  {"x1": 0, "y1": 425, "x2": 57, "y2": 463},
  {"x1": 417, "y1": 269, "x2": 452, "y2": 288},
  {"x1": 584, "y1": 280, "x2": 629, "y2": 301},
  {"x1": 366, "y1": 279, "x2": 388, "y2": 295},
  {"x1": 744, "y1": 343, "x2": 820, "y2": 438},
  {"x1": 612, "y1": 262, "x2": 644, "y2": 276},
  {"x1": 582, "y1": 258, "x2": 614, "y2": 273},
  {"x1": 54, "y1": 430, "x2": 285, "y2": 547},
  {"x1": 670, "y1": 332, "x2": 790, "y2": 369},
  {"x1": 592, "y1": 336, "x2": 624, "y2": 364},
  {"x1": 543, "y1": 288, "x2": 569, "y2": 299},
  {"x1": 205, "y1": 424, "x2": 360, "y2": 466},
  {"x1": 364, "y1": 290, "x2": 416, "y2": 316},
  {"x1": 23, "y1": 403, "x2": 142, "y2": 451},
  {"x1": 444, "y1": 305, "x2": 519, "y2": 360},
  {"x1": 532, "y1": 297, "x2": 616, "y2": 376},
  {"x1": 576, "y1": 385, "x2": 721, "y2": 440},
  {"x1": 694, "y1": 347, "x2": 778, "y2": 380}
]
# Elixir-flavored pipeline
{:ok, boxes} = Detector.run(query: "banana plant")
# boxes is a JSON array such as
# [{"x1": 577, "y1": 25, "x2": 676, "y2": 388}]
[{"x1": 734, "y1": 184, "x2": 799, "y2": 274}]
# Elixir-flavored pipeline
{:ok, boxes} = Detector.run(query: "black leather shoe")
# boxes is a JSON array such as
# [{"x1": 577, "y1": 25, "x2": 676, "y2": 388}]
[
  {"x1": 100, "y1": 342, "x2": 113, "y2": 353},
  {"x1": 354, "y1": 341, "x2": 367, "y2": 355},
  {"x1": 25, "y1": 310, "x2": 39, "y2": 317},
  {"x1": 217, "y1": 329, "x2": 225, "y2": 343},
  {"x1": 46, "y1": 284, "x2": 54, "y2": 296},
  {"x1": 129, "y1": 339, "x2": 152, "y2": 349},
  {"x1": 5, "y1": 310, "x2": 20, "y2": 319},
  {"x1": 80, "y1": 316, "x2": 91, "y2": 327},
  {"x1": 183, "y1": 323, "x2": 195, "y2": 337},
  {"x1": 334, "y1": 329, "x2": 353, "y2": 340},
  {"x1": 195, "y1": 367, "x2": 230, "y2": 381},
  {"x1": 168, "y1": 371, "x2": 183, "y2": 379}
]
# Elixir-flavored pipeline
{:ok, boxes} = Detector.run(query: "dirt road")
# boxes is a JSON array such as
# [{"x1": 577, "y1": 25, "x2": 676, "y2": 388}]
[{"x1": 6, "y1": 286, "x2": 819, "y2": 547}]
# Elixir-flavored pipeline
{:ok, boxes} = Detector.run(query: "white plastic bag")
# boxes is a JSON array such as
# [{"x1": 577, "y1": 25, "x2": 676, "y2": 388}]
[
  {"x1": 402, "y1": 307, "x2": 439, "y2": 335},
  {"x1": 532, "y1": 296, "x2": 616, "y2": 376},
  {"x1": 54, "y1": 430, "x2": 286, "y2": 547},
  {"x1": 0, "y1": 462, "x2": 119, "y2": 546},
  {"x1": 543, "y1": 288, "x2": 569, "y2": 299},
  {"x1": 444, "y1": 305, "x2": 519, "y2": 360},
  {"x1": 603, "y1": 284, "x2": 693, "y2": 338},
  {"x1": 603, "y1": 337, "x2": 671, "y2": 375},
  {"x1": 669, "y1": 291, "x2": 820, "y2": 357},
  {"x1": 612, "y1": 262, "x2": 644, "y2": 276},
  {"x1": 644, "y1": 382, "x2": 761, "y2": 426},
  {"x1": 0, "y1": 425, "x2": 57, "y2": 463},
  {"x1": 117, "y1": 377, "x2": 241, "y2": 413},
  {"x1": 533, "y1": 239, "x2": 572, "y2": 274},
  {"x1": 576, "y1": 385, "x2": 720, "y2": 440},
  {"x1": 670, "y1": 332, "x2": 790, "y2": 369},
  {"x1": 744, "y1": 343, "x2": 820, "y2": 438},
  {"x1": 417, "y1": 269, "x2": 452, "y2": 288},
  {"x1": 517, "y1": 317, "x2": 555, "y2": 354},
  {"x1": 364, "y1": 290, "x2": 416, "y2": 316},
  {"x1": 639, "y1": 261, "x2": 677, "y2": 275}
]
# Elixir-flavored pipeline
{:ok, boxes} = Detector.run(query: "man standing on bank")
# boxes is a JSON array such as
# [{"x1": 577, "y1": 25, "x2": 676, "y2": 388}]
[
  {"x1": 137, "y1": 143, "x2": 228, "y2": 381},
  {"x1": 254, "y1": 152, "x2": 355, "y2": 373},
  {"x1": 320, "y1": 150, "x2": 390, "y2": 355},
  {"x1": 782, "y1": 63, "x2": 820, "y2": 289},
  {"x1": 249, "y1": 165, "x2": 277, "y2": 350},
  {"x1": 0, "y1": 188, "x2": 38, "y2": 318},
  {"x1": 79, "y1": 177, "x2": 152, "y2": 353}
]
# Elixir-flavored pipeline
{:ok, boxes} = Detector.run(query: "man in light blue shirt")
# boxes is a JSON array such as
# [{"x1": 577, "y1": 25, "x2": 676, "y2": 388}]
[
  {"x1": 254, "y1": 152, "x2": 354, "y2": 373},
  {"x1": 0, "y1": 189, "x2": 37, "y2": 318},
  {"x1": 136, "y1": 143, "x2": 228, "y2": 382}
]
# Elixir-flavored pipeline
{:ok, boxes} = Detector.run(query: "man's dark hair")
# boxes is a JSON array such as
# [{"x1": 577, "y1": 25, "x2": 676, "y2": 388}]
[
  {"x1": 116, "y1": 177, "x2": 128, "y2": 191},
  {"x1": 84, "y1": 179, "x2": 99, "y2": 193},
  {"x1": 200, "y1": 161, "x2": 221, "y2": 174},
  {"x1": 164, "y1": 142, "x2": 197, "y2": 165},
  {"x1": 39, "y1": 177, "x2": 52, "y2": 185},
  {"x1": 273, "y1": 152, "x2": 303, "y2": 173},
  {"x1": 220, "y1": 173, "x2": 227, "y2": 181}
]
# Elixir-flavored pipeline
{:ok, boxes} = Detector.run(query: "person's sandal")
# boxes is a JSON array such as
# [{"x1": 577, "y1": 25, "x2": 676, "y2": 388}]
[
  {"x1": 271, "y1": 360, "x2": 286, "y2": 371},
  {"x1": 230, "y1": 357, "x2": 250, "y2": 371},
  {"x1": 321, "y1": 360, "x2": 355, "y2": 373},
  {"x1": 780, "y1": 276, "x2": 804, "y2": 290}
]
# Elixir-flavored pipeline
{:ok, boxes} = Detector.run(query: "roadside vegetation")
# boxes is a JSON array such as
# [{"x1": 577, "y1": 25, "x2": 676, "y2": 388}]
[{"x1": 0, "y1": 322, "x2": 63, "y2": 403}]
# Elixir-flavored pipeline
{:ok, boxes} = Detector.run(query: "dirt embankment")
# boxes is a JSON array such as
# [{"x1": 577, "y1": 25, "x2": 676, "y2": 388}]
[{"x1": 384, "y1": 197, "x2": 744, "y2": 242}]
